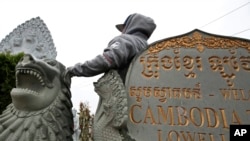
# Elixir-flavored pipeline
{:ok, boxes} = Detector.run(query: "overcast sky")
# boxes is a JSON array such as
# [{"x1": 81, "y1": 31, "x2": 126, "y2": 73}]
[{"x1": 0, "y1": 0, "x2": 249, "y2": 113}]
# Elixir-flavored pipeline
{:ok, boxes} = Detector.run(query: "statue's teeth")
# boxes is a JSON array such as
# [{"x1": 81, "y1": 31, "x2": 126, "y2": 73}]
[
  {"x1": 16, "y1": 68, "x2": 45, "y2": 88},
  {"x1": 19, "y1": 88, "x2": 39, "y2": 95}
]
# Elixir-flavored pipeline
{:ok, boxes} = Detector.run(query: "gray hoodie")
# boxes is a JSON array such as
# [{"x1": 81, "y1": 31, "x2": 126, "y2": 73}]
[{"x1": 68, "y1": 13, "x2": 156, "y2": 83}]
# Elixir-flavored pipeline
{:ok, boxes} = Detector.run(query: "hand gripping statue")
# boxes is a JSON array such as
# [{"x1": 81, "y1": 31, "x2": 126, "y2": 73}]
[{"x1": 64, "y1": 13, "x2": 156, "y2": 83}]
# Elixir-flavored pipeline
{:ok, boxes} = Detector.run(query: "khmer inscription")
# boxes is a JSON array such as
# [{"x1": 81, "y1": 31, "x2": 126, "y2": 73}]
[{"x1": 125, "y1": 29, "x2": 250, "y2": 141}]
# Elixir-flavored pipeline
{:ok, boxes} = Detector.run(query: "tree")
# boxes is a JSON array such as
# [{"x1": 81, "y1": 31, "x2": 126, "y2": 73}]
[
  {"x1": 79, "y1": 102, "x2": 94, "y2": 141},
  {"x1": 0, "y1": 52, "x2": 24, "y2": 114}
]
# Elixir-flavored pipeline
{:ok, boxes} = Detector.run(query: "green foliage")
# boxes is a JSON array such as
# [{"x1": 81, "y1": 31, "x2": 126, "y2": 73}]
[{"x1": 0, "y1": 52, "x2": 24, "y2": 114}]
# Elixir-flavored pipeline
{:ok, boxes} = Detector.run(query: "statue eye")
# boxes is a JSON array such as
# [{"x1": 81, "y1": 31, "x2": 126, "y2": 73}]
[{"x1": 46, "y1": 60, "x2": 57, "y2": 66}]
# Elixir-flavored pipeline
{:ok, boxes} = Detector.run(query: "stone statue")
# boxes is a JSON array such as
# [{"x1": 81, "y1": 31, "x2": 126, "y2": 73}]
[
  {"x1": 93, "y1": 70, "x2": 135, "y2": 141},
  {"x1": 0, "y1": 54, "x2": 73, "y2": 141},
  {"x1": 0, "y1": 17, "x2": 57, "y2": 59},
  {"x1": 72, "y1": 108, "x2": 80, "y2": 141}
]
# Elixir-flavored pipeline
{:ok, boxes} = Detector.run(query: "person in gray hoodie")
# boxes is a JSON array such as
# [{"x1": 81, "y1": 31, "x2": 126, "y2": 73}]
[{"x1": 65, "y1": 13, "x2": 156, "y2": 84}]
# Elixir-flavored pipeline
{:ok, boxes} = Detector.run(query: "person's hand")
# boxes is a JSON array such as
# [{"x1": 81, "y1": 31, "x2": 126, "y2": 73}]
[{"x1": 63, "y1": 67, "x2": 74, "y2": 88}]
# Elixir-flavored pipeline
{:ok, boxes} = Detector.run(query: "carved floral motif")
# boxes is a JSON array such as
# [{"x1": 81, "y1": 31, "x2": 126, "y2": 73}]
[{"x1": 148, "y1": 30, "x2": 250, "y2": 54}]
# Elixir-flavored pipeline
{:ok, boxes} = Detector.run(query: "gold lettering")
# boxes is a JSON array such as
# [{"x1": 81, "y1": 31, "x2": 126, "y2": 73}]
[
  {"x1": 240, "y1": 56, "x2": 250, "y2": 71},
  {"x1": 198, "y1": 132, "x2": 206, "y2": 141},
  {"x1": 162, "y1": 87, "x2": 171, "y2": 98},
  {"x1": 196, "y1": 56, "x2": 203, "y2": 71},
  {"x1": 154, "y1": 87, "x2": 167, "y2": 103},
  {"x1": 135, "y1": 87, "x2": 143, "y2": 102},
  {"x1": 183, "y1": 56, "x2": 194, "y2": 70},
  {"x1": 209, "y1": 133, "x2": 214, "y2": 141},
  {"x1": 157, "y1": 105, "x2": 175, "y2": 125},
  {"x1": 131, "y1": 86, "x2": 202, "y2": 100},
  {"x1": 208, "y1": 56, "x2": 223, "y2": 71},
  {"x1": 219, "y1": 109, "x2": 229, "y2": 129},
  {"x1": 220, "y1": 134, "x2": 226, "y2": 141},
  {"x1": 144, "y1": 87, "x2": 152, "y2": 97},
  {"x1": 158, "y1": 129, "x2": 162, "y2": 141},
  {"x1": 180, "y1": 131, "x2": 195, "y2": 141},
  {"x1": 177, "y1": 106, "x2": 189, "y2": 126},
  {"x1": 229, "y1": 56, "x2": 239, "y2": 71},
  {"x1": 140, "y1": 55, "x2": 159, "y2": 78},
  {"x1": 232, "y1": 110, "x2": 241, "y2": 124},
  {"x1": 220, "y1": 89, "x2": 230, "y2": 100},
  {"x1": 204, "y1": 108, "x2": 219, "y2": 128},
  {"x1": 193, "y1": 86, "x2": 202, "y2": 99},
  {"x1": 144, "y1": 106, "x2": 156, "y2": 125},
  {"x1": 220, "y1": 88, "x2": 250, "y2": 101},
  {"x1": 161, "y1": 55, "x2": 172, "y2": 70},
  {"x1": 140, "y1": 56, "x2": 153, "y2": 78},
  {"x1": 232, "y1": 89, "x2": 240, "y2": 100},
  {"x1": 190, "y1": 107, "x2": 204, "y2": 127},
  {"x1": 240, "y1": 89, "x2": 250, "y2": 100},
  {"x1": 168, "y1": 130, "x2": 180, "y2": 141},
  {"x1": 129, "y1": 104, "x2": 142, "y2": 124},
  {"x1": 182, "y1": 88, "x2": 192, "y2": 99},
  {"x1": 129, "y1": 86, "x2": 136, "y2": 97},
  {"x1": 209, "y1": 56, "x2": 236, "y2": 87},
  {"x1": 172, "y1": 88, "x2": 181, "y2": 98},
  {"x1": 174, "y1": 56, "x2": 181, "y2": 71}
]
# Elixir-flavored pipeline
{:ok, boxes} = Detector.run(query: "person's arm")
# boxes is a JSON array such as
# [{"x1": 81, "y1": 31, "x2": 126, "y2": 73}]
[
  {"x1": 67, "y1": 54, "x2": 111, "y2": 77},
  {"x1": 67, "y1": 37, "x2": 135, "y2": 77}
]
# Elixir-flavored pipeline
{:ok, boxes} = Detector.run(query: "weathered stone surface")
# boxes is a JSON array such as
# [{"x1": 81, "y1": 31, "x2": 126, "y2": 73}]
[
  {"x1": 0, "y1": 54, "x2": 73, "y2": 141},
  {"x1": 125, "y1": 29, "x2": 250, "y2": 141},
  {"x1": 93, "y1": 70, "x2": 132, "y2": 141},
  {"x1": 0, "y1": 17, "x2": 57, "y2": 59}
]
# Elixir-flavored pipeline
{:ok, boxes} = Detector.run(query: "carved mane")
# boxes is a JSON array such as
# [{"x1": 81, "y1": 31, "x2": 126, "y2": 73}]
[{"x1": 93, "y1": 70, "x2": 129, "y2": 141}]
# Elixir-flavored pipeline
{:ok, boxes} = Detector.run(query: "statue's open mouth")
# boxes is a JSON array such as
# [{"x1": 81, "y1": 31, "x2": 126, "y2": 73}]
[
  {"x1": 10, "y1": 54, "x2": 62, "y2": 111},
  {"x1": 13, "y1": 68, "x2": 46, "y2": 95}
]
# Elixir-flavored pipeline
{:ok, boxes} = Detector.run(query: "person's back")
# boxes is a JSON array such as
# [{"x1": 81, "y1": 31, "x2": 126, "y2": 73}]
[{"x1": 65, "y1": 13, "x2": 156, "y2": 83}]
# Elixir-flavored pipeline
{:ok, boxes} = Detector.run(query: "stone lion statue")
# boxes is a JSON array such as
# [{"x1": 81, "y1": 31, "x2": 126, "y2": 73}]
[
  {"x1": 0, "y1": 54, "x2": 73, "y2": 141},
  {"x1": 93, "y1": 70, "x2": 135, "y2": 141}
]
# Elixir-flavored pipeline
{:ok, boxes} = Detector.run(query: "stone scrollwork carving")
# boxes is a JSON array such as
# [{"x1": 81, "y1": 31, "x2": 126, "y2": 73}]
[
  {"x1": 0, "y1": 54, "x2": 73, "y2": 141},
  {"x1": 148, "y1": 29, "x2": 250, "y2": 54},
  {"x1": 0, "y1": 17, "x2": 57, "y2": 59},
  {"x1": 93, "y1": 70, "x2": 135, "y2": 141}
]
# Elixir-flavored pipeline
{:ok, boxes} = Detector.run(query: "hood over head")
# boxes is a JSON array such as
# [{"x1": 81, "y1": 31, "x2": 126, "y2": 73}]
[{"x1": 116, "y1": 13, "x2": 156, "y2": 39}]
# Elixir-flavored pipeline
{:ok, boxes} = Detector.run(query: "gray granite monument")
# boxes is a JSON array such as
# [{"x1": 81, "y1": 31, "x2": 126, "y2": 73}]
[{"x1": 125, "y1": 29, "x2": 250, "y2": 141}]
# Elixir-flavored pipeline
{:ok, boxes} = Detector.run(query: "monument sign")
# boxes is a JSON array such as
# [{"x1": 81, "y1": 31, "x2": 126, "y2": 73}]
[{"x1": 125, "y1": 29, "x2": 250, "y2": 141}]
